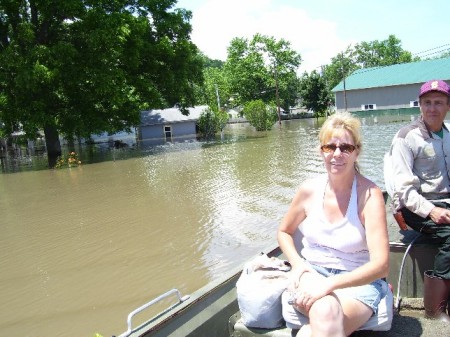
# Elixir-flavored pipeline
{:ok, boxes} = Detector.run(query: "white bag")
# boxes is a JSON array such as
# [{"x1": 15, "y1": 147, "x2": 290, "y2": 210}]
[{"x1": 236, "y1": 253, "x2": 291, "y2": 329}]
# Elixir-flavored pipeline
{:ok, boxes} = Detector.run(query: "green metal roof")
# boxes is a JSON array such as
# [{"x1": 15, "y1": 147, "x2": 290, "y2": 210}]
[{"x1": 332, "y1": 57, "x2": 450, "y2": 92}]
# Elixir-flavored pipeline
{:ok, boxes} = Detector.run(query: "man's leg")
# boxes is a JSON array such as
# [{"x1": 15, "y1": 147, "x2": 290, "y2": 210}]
[
  {"x1": 401, "y1": 204, "x2": 450, "y2": 321},
  {"x1": 401, "y1": 202, "x2": 450, "y2": 278}
]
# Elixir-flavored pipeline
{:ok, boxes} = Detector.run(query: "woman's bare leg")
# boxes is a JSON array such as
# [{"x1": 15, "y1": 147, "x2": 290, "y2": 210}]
[
  {"x1": 308, "y1": 295, "x2": 345, "y2": 337},
  {"x1": 338, "y1": 296, "x2": 373, "y2": 336}
]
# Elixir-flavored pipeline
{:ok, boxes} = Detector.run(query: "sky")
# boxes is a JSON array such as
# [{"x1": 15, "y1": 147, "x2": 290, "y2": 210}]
[{"x1": 175, "y1": 0, "x2": 450, "y2": 73}]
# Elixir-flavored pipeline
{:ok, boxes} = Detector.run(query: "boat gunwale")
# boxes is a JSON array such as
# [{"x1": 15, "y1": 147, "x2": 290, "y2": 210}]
[{"x1": 121, "y1": 245, "x2": 282, "y2": 337}]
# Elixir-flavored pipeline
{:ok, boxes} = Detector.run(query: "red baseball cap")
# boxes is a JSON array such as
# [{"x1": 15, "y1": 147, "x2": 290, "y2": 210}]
[{"x1": 419, "y1": 80, "x2": 450, "y2": 97}]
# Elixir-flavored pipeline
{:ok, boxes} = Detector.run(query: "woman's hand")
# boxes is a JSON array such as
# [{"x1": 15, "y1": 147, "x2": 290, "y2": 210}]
[
  {"x1": 291, "y1": 271, "x2": 333, "y2": 313},
  {"x1": 287, "y1": 262, "x2": 314, "y2": 291}
]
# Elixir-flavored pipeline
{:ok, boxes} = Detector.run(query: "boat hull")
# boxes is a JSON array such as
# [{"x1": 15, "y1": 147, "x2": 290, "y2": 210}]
[{"x1": 119, "y1": 194, "x2": 446, "y2": 337}]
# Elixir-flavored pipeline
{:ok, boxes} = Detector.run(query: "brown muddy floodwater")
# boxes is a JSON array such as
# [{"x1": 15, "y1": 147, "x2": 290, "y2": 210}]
[{"x1": 0, "y1": 113, "x2": 415, "y2": 337}]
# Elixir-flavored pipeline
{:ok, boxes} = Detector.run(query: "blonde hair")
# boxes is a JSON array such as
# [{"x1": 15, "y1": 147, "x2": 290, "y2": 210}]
[{"x1": 318, "y1": 112, "x2": 362, "y2": 171}]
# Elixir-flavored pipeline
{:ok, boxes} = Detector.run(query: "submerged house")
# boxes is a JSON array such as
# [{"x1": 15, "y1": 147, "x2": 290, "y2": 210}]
[
  {"x1": 332, "y1": 57, "x2": 450, "y2": 113},
  {"x1": 139, "y1": 105, "x2": 209, "y2": 146}
]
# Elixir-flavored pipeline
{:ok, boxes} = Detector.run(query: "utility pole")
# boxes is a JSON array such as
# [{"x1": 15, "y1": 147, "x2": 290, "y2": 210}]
[
  {"x1": 341, "y1": 47, "x2": 350, "y2": 111},
  {"x1": 214, "y1": 84, "x2": 220, "y2": 111},
  {"x1": 343, "y1": 75, "x2": 348, "y2": 112},
  {"x1": 321, "y1": 65, "x2": 329, "y2": 117},
  {"x1": 341, "y1": 51, "x2": 348, "y2": 112},
  {"x1": 275, "y1": 66, "x2": 281, "y2": 126}
]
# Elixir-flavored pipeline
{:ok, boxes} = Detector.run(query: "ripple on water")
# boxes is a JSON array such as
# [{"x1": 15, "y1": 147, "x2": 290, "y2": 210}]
[{"x1": 0, "y1": 116, "x2": 419, "y2": 337}]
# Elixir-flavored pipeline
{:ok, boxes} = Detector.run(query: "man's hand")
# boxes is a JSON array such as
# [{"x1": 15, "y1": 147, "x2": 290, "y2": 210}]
[{"x1": 429, "y1": 206, "x2": 450, "y2": 224}]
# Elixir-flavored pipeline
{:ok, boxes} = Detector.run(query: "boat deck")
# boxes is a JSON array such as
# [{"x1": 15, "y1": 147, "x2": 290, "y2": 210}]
[
  {"x1": 351, "y1": 312, "x2": 450, "y2": 337},
  {"x1": 125, "y1": 197, "x2": 449, "y2": 337}
]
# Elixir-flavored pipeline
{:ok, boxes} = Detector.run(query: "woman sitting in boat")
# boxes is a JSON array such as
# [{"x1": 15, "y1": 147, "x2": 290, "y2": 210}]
[{"x1": 277, "y1": 112, "x2": 390, "y2": 337}]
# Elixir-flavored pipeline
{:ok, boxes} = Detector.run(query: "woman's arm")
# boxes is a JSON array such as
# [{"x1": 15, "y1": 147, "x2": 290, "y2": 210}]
[{"x1": 277, "y1": 180, "x2": 314, "y2": 274}]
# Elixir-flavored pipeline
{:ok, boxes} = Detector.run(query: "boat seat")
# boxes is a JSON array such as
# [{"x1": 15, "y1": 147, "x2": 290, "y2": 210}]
[
  {"x1": 229, "y1": 320, "x2": 294, "y2": 337},
  {"x1": 230, "y1": 281, "x2": 393, "y2": 336}
]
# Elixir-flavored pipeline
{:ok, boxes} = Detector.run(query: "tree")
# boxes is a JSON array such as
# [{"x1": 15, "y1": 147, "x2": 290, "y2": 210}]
[
  {"x1": 436, "y1": 50, "x2": 450, "y2": 59},
  {"x1": 215, "y1": 108, "x2": 229, "y2": 139},
  {"x1": 321, "y1": 35, "x2": 420, "y2": 112},
  {"x1": 197, "y1": 107, "x2": 228, "y2": 140},
  {"x1": 200, "y1": 66, "x2": 230, "y2": 112},
  {"x1": 192, "y1": 54, "x2": 232, "y2": 136},
  {"x1": 224, "y1": 34, "x2": 301, "y2": 121},
  {"x1": 201, "y1": 54, "x2": 224, "y2": 69},
  {"x1": 192, "y1": 53, "x2": 228, "y2": 109},
  {"x1": 243, "y1": 99, "x2": 277, "y2": 131},
  {"x1": 322, "y1": 45, "x2": 357, "y2": 92},
  {"x1": 299, "y1": 70, "x2": 331, "y2": 118},
  {"x1": 197, "y1": 108, "x2": 217, "y2": 139},
  {"x1": 0, "y1": 1, "x2": 203, "y2": 166},
  {"x1": 353, "y1": 35, "x2": 419, "y2": 68},
  {"x1": 324, "y1": 35, "x2": 419, "y2": 92}
]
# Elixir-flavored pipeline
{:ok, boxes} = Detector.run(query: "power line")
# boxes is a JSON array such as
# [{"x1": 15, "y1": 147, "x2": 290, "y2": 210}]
[
  {"x1": 312, "y1": 43, "x2": 450, "y2": 75},
  {"x1": 412, "y1": 44, "x2": 450, "y2": 57},
  {"x1": 415, "y1": 48, "x2": 450, "y2": 60}
]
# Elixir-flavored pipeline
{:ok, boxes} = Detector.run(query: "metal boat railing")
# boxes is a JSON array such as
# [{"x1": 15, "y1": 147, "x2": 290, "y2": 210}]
[{"x1": 116, "y1": 288, "x2": 190, "y2": 337}]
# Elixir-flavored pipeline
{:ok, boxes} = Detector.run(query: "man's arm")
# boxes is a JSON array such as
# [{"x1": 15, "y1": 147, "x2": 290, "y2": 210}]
[{"x1": 390, "y1": 137, "x2": 435, "y2": 218}]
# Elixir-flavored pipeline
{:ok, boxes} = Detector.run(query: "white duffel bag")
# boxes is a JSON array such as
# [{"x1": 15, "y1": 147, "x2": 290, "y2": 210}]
[{"x1": 236, "y1": 253, "x2": 291, "y2": 329}]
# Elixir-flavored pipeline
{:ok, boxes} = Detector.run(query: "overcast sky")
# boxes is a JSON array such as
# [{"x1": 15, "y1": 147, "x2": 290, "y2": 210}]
[{"x1": 176, "y1": 0, "x2": 450, "y2": 72}]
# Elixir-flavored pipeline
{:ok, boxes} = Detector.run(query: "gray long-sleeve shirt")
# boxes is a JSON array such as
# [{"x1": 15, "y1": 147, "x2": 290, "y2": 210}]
[{"x1": 389, "y1": 116, "x2": 450, "y2": 218}]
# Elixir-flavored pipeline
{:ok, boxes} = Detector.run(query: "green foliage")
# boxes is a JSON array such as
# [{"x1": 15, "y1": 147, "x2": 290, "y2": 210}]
[
  {"x1": 192, "y1": 54, "x2": 229, "y2": 108},
  {"x1": 299, "y1": 70, "x2": 332, "y2": 118},
  {"x1": 243, "y1": 100, "x2": 277, "y2": 131},
  {"x1": 0, "y1": 1, "x2": 424, "y2": 162},
  {"x1": 201, "y1": 53, "x2": 225, "y2": 68},
  {"x1": 215, "y1": 109, "x2": 229, "y2": 132},
  {"x1": 197, "y1": 107, "x2": 229, "y2": 139},
  {"x1": 322, "y1": 45, "x2": 358, "y2": 91},
  {"x1": 353, "y1": 35, "x2": 419, "y2": 68},
  {"x1": 224, "y1": 34, "x2": 301, "y2": 112},
  {"x1": 200, "y1": 67, "x2": 230, "y2": 111},
  {"x1": 0, "y1": 1, "x2": 204, "y2": 158},
  {"x1": 323, "y1": 35, "x2": 420, "y2": 91},
  {"x1": 434, "y1": 50, "x2": 450, "y2": 59}
]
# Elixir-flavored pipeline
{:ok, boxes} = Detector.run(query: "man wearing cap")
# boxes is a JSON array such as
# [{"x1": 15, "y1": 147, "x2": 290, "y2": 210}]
[{"x1": 388, "y1": 79, "x2": 450, "y2": 321}]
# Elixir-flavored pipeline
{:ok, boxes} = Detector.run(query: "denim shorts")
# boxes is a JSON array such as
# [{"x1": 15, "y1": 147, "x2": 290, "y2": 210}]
[{"x1": 311, "y1": 264, "x2": 387, "y2": 315}]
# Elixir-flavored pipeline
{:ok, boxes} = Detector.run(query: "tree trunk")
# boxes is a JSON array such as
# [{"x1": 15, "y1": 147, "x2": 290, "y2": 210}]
[
  {"x1": 67, "y1": 136, "x2": 75, "y2": 153},
  {"x1": 44, "y1": 125, "x2": 62, "y2": 168}
]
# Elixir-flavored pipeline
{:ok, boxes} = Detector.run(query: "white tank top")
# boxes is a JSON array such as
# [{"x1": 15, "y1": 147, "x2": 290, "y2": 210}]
[{"x1": 299, "y1": 175, "x2": 369, "y2": 271}]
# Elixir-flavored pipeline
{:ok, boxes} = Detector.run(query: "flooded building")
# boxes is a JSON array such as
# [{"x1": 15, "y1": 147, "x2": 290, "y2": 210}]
[
  {"x1": 139, "y1": 105, "x2": 208, "y2": 146},
  {"x1": 333, "y1": 57, "x2": 450, "y2": 113}
]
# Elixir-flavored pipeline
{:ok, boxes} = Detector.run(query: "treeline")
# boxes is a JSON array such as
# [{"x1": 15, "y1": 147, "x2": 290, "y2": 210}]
[{"x1": 1, "y1": 1, "x2": 448, "y2": 165}]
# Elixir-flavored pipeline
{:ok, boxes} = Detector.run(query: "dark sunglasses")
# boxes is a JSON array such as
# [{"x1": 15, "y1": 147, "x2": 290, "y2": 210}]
[{"x1": 320, "y1": 143, "x2": 357, "y2": 154}]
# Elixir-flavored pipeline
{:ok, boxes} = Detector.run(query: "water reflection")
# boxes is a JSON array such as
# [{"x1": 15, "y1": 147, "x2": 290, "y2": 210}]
[{"x1": 0, "y1": 113, "x2": 415, "y2": 337}]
